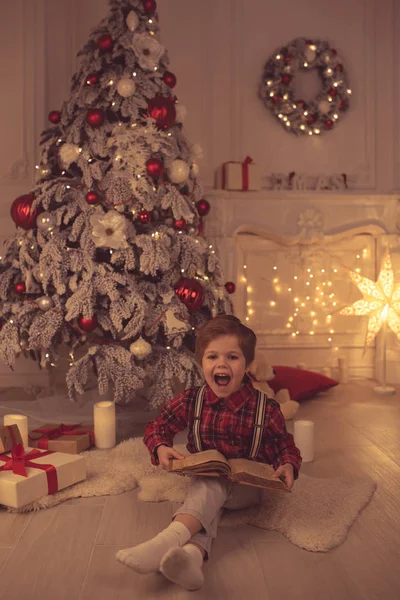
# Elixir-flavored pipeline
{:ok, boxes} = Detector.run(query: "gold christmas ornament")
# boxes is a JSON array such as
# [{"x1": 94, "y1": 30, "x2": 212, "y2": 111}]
[
  {"x1": 126, "y1": 10, "x2": 139, "y2": 32},
  {"x1": 37, "y1": 296, "x2": 54, "y2": 311},
  {"x1": 340, "y1": 251, "x2": 400, "y2": 346},
  {"x1": 117, "y1": 78, "x2": 136, "y2": 98},
  {"x1": 36, "y1": 212, "x2": 56, "y2": 232},
  {"x1": 167, "y1": 159, "x2": 190, "y2": 184},
  {"x1": 130, "y1": 337, "x2": 152, "y2": 359}
]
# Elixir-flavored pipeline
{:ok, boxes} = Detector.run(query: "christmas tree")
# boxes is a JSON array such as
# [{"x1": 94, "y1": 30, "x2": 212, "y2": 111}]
[{"x1": 0, "y1": 0, "x2": 233, "y2": 407}]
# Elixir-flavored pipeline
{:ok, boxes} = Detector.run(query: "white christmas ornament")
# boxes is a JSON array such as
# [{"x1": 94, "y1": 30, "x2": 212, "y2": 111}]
[
  {"x1": 318, "y1": 99, "x2": 331, "y2": 114},
  {"x1": 130, "y1": 337, "x2": 152, "y2": 359},
  {"x1": 126, "y1": 10, "x2": 139, "y2": 32},
  {"x1": 165, "y1": 309, "x2": 188, "y2": 334},
  {"x1": 37, "y1": 296, "x2": 54, "y2": 311},
  {"x1": 90, "y1": 210, "x2": 129, "y2": 249},
  {"x1": 191, "y1": 143, "x2": 204, "y2": 159},
  {"x1": 59, "y1": 143, "x2": 80, "y2": 167},
  {"x1": 132, "y1": 33, "x2": 165, "y2": 71},
  {"x1": 36, "y1": 211, "x2": 56, "y2": 232},
  {"x1": 117, "y1": 78, "x2": 136, "y2": 98},
  {"x1": 191, "y1": 163, "x2": 200, "y2": 176},
  {"x1": 168, "y1": 159, "x2": 190, "y2": 184},
  {"x1": 175, "y1": 103, "x2": 187, "y2": 123}
]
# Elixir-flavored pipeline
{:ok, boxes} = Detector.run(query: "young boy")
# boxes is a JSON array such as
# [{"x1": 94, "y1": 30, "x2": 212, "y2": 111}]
[{"x1": 116, "y1": 315, "x2": 301, "y2": 590}]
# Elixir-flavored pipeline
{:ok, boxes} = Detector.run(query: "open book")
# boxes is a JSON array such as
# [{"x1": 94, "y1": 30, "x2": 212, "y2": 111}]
[{"x1": 170, "y1": 449, "x2": 290, "y2": 492}]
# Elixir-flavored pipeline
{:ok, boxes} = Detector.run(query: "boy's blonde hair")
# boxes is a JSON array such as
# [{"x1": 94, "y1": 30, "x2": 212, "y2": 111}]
[{"x1": 195, "y1": 315, "x2": 257, "y2": 367}]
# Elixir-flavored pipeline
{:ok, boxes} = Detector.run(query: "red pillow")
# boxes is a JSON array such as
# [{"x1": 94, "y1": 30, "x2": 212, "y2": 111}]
[{"x1": 269, "y1": 366, "x2": 338, "y2": 402}]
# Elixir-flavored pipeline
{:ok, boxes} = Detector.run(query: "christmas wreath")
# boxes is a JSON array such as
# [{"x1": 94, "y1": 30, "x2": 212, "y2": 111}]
[{"x1": 259, "y1": 38, "x2": 351, "y2": 136}]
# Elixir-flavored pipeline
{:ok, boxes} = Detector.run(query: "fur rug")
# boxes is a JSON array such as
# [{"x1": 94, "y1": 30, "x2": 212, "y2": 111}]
[{"x1": 10, "y1": 438, "x2": 376, "y2": 552}]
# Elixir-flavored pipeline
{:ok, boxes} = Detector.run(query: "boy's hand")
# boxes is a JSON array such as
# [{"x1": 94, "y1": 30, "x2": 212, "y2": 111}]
[
  {"x1": 156, "y1": 445, "x2": 185, "y2": 470},
  {"x1": 274, "y1": 463, "x2": 294, "y2": 490}
]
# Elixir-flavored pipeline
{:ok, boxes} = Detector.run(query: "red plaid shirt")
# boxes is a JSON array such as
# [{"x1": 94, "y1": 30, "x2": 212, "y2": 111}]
[{"x1": 143, "y1": 379, "x2": 302, "y2": 478}]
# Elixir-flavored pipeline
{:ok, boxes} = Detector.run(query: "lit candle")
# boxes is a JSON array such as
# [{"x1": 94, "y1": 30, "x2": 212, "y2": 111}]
[
  {"x1": 3, "y1": 414, "x2": 28, "y2": 447},
  {"x1": 94, "y1": 401, "x2": 116, "y2": 449},
  {"x1": 338, "y1": 356, "x2": 348, "y2": 383},
  {"x1": 294, "y1": 419, "x2": 314, "y2": 463}
]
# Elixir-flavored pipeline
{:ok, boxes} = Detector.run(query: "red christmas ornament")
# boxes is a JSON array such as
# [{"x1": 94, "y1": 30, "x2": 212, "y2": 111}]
[
  {"x1": 284, "y1": 55, "x2": 291, "y2": 63},
  {"x1": 335, "y1": 64, "x2": 343, "y2": 72},
  {"x1": 142, "y1": 0, "x2": 157, "y2": 14},
  {"x1": 87, "y1": 73, "x2": 100, "y2": 86},
  {"x1": 138, "y1": 210, "x2": 152, "y2": 224},
  {"x1": 86, "y1": 191, "x2": 100, "y2": 205},
  {"x1": 147, "y1": 96, "x2": 176, "y2": 130},
  {"x1": 86, "y1": 109, "x2": 105, "y2": 128},
  {"x1": 14, "y1": 281, "x2": 26, "y2": 295},
  {"x1": 324, "y1": 119, "x2": 334, "y2": 129},
  {"x1": 163, "y1": 71, "x2": 177, "y2": 88},
  {"x1": 174, "y1": 278, "x2": 205, "y2": 313},
  {"x1": 306, "y1": 114, "x2": 315, "y2": 125},
  {"x1": 10, "y1": 194, "x2": 38, "y2": 230},
  {"x1": 173, "y1": 218, "x2": 186, "y2": 230},
  {"x1": 196, "y1": 199, "x2": 210, "y2": 217},
  {"x1": 272, "y1": 95, "x2": 282, "y2": 104},
  {"x1": 339, "y1": 100, "x2": 346, "y2": 110},
  {"x1": 97, "y1": 34, "x2": 113, "y2": 52},
  {"x1": 281, "y1": 75, "x2": 291, "y2": 84},
  {"x1": 225, "y1": 281, "x2": 236, "y2": 294},
  {"x1": 329, "y1": 88, "x2": 338, "y2": 98},
  {"x1": 48, "y1": 110, "x2": 61, "y2": 124},
  {"x1": 79, "y1": 315, "x2": 98, "y2": 332},
  {"x1": 331, "y1": 48, "x2": 337, "y2": 56},
  {"x1": 146, "y1": 157, "x2": 164, "y2": 177},
  {"x1": 297, "y1": 100, "x2": 306, "y2": 107},
  {"x1": 305, "y1": 40, "x2": 313, "y2": 45}
]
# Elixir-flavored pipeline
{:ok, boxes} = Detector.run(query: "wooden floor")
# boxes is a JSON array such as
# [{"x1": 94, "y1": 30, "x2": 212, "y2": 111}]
[{"x1": 1, "y1": 380, "x2": 400, "y2": 600}]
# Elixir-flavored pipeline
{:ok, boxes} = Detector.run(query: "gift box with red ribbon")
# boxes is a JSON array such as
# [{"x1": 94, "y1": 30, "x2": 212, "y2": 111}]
[
  {"x1": 29, "y1": 423, "x2": 94, "y2": 454},
  {"x1": 216, "y1": 156, "x2": 261, "y2": 191},
  {"x1": 0, "y1": 444, "x2": 86, "y2": 508},
  {"x1": 0, "y1": 425, "x2": 23, "y2": 453}
]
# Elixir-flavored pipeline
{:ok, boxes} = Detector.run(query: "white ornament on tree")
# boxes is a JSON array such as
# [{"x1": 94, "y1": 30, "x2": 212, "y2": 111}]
[
  {"x1": 130, "y1": 337, "x2": 152, "y2": 359},
  {"x1": 165, "y1": 309, "x2": 188, "y2": 334},
  {"x1": 126, "y1": 10, "x2": 139, "y2": 32},
  {"x1": 90, "y1": 210, "x2": 129, "y2": 249},
  {"x1": 168, "y1": 159, "x2": 190, "y2": 184},
  {"x1": 117, "y1": 78, "x2": 136, "y2": 98},
  {"x1": 191, "y1": 163, "x2": 200, "y2": 176},
  {"x1": 36, "y1": 212, "x2": 56, "y2": 232},
  {"x1": 37, "y1": 296, "x2": 54, "y2": 311},
  {"x1": 304, "y1": 47, "x2": 316, "y2": 62},
  {"x1": 59, "y1": 143, "x2": 80, "y2": 167}
]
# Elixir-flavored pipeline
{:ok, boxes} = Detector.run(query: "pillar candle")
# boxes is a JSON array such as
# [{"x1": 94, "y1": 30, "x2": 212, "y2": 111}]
[
  {"x1": 338, "y1": 356, "x2": 348, "y2": 383},
  {"x1": 3, "y1": 414, "x2": 28, "y2": 448},
  {"x1": 294, "y1": 419, "x2": 314, "y2": 463},
  {"x1": 94, "y1": 401, "x2": 116, "y2": 449}
]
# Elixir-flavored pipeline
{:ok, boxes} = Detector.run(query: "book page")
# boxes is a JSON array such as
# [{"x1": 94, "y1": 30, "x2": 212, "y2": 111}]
[
  {"x1": 170, "y1": 449, "x2": 229, "y2": 473},
  {"x1": 229, "y1": 458, "x2": 276, "y2": 480}
]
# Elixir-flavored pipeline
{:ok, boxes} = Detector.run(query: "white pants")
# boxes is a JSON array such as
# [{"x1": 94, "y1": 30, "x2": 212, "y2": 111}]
[{"x1": 173, "y1": 476, "x2": 261, "y2": 558}]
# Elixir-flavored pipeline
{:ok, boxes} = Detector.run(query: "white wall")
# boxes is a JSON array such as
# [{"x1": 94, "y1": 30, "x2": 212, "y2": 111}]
[{"x1": 1, "y1": 0, "x2": 399, "y2": 385}]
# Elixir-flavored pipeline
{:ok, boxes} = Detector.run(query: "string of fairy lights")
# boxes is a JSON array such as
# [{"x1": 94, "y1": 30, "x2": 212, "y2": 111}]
[{"x1": 238, "y1": 248, "x2": 369, "y2": 346}]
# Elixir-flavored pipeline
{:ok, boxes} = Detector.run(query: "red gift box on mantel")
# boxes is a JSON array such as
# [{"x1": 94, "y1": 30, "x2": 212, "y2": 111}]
[
  {"x1": 0, "y1": 425, "x2": 23, "y2": 453},
  {"x1": 0, "y1": 444, "x2": 86, "y2": 508},
  {"x1": 29, "y1": 423, "x2": 94, "y2": 454},
  {"x1": 216, "y1": 156, "x2": 261, "y2": 191}
]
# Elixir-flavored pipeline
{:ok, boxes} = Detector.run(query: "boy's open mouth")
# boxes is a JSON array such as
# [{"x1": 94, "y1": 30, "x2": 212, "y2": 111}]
[{"x1": 214, "y1": 374, "x2": 231, "y2": 387}]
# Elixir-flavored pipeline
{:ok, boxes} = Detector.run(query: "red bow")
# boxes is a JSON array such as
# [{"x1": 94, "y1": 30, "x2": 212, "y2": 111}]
[
  {"x1": 29, "y1": 423, "x2": 94, "y2": 449},
  {"x1": 0, "y1": 444, "x2": 58, "y2": 494}
]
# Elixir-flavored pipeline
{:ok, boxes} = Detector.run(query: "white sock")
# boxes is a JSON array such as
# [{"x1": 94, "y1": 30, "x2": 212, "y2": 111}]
[
  {"x1": 160, "y1": 543, "x2": 204, "y2": 591},
  {"x1": 116, "y1": 521, "x2": 191, "y2": 574}
]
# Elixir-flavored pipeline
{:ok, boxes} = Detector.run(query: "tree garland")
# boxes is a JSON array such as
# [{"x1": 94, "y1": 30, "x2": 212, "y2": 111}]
[{"x1": 259, "y1": 38, "x2": 352, "y2": 136}]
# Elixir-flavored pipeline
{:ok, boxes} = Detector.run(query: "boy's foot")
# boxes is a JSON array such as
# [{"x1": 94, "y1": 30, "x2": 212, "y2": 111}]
[
  {"x1": 160, "y1": 543, "x2": 204, "y2": 590},
  {"x1": 116, "y1": 522, "x2": 191, "y2": 574}
]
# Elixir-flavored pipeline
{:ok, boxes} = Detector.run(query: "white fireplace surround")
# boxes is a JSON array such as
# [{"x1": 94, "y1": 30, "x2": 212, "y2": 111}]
[{"x1": 204, "y1": 190, "x2": 400, "y2": 382}]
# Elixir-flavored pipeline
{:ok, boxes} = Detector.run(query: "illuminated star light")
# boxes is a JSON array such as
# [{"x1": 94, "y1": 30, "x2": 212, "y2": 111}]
[{"x1": 340, "y1": 251, "x2": 400, "y2": 346}]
